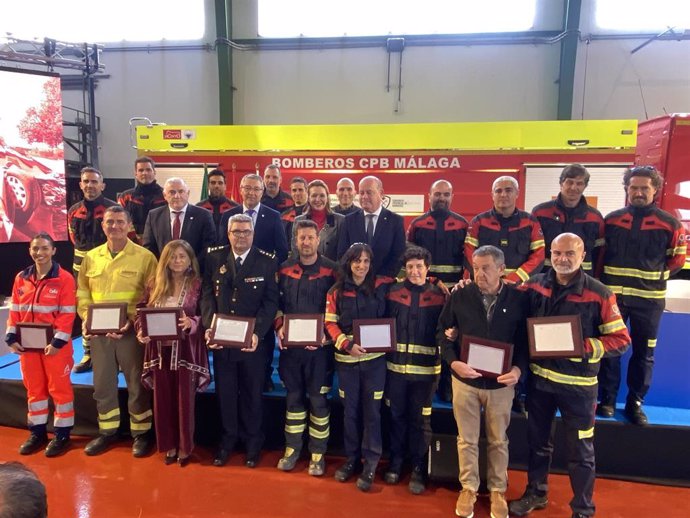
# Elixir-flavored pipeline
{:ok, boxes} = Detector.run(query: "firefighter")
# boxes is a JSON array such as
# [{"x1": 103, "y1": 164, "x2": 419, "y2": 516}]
[
  {"x1": 67, "y1": 166, "x2": 118, "y2": 373},
  {"x1": 5, "y1": 233, "x2": 76, "y2": 457},
  {"x1": 274, "y1": 220, "x2": 337, "y2": 476},
  {"x1": 384, "y1": 246, "x2": 446, "y2": 495},
  {"x1": 117, "y1": 156, "x2": 166, "y2": 243},
  {"x1": 261, "y1": 164, "x2": 294, "y2": 213},
  {"x1": 281, "y1": 176, "x2": 309, "y2": 247},
  {"x1": 509, "y1": 233, "x2": 630, "y2": 518},
  {"x1": 334, "y1": 177, "x2": 359, "y2": 216},
  {"x1": 78, "y1": 205, "x2": 158, "y2": 457},
  {"x1": 325, "y1": 243, "x2": 394, "y2": 492},
  {"x1": 196, "y1": 168, "x2": 239, "y2": 242},
  {"x1": 465, "y1": 175, "x2": 545, "y2": 284},
  {"x1": 407, "y1": 179, "x2": 468, "y2": 401},
  {"x1": 532, "y1": 164, "x2": 605, "y2": 277},
  {"x1": 598, "y1": 166, "x2": 686, "y2": 425}
]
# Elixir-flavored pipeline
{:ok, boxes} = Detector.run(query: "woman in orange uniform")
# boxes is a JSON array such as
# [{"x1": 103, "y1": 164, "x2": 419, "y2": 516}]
[{"x1": 5, "y1": 232, "x2": 76, "y2": 457}]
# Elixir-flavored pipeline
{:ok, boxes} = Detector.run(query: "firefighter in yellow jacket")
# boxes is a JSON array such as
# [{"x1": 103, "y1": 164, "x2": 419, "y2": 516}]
[{"x1": 77, "y1": 205, "x2": 158, "y2": 457}]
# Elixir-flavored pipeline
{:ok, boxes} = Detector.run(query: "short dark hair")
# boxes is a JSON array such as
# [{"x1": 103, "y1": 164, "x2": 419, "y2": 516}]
[
  {"x1": 30, "y1": 232, "x2": 56, "y2": 248},
  {"x1": 294, "y1": 219, "x2": 319, "y2": 234},
  {"x1": 208, "y1": 168, "x2": 225, "y2": 180},
  {"x1": 80, "y1": 166, "x2": 103, "y2": 180},
  {"x1": 0, "y1": 462, "x2": 47, "y2": 518},
  {"x1": 403, "y1": 245, "x2": 431, "y2": 267},
  {"x1": 104, "y1": 204, "x2": 132, "y2": 223},
  {"x1": 623, "y1": 165, "x2": 663, "y2": 190},
  {"x1": 290, "y1": 176, "x2": 308, "y2": 187},
  {"x1": 559, "y1": 163, "x2": 590, "y2": 186},
  {"x1": 134, "y1": 156, "x2": 155, "y2": 168}
]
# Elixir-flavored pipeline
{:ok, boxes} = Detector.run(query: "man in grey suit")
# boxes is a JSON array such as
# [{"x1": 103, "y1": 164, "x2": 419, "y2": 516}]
[
  {"x1": 142, "y1": 177, "x2": 216, "y2": 266},
  {"x1": 337, "y1": 175, "x2": 405, "y2": 277}
]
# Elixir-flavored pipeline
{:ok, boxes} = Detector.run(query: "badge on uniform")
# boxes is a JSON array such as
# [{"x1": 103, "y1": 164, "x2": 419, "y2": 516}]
[
  {"x1": 219, "y1": 265, "x2": 227, "y2": 274},
  {"x1": 245, "y1": 276, "x2": 264, "y2": 283}
]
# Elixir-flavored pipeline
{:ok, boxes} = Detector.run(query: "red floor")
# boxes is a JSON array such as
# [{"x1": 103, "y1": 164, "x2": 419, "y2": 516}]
[{"x1": 1, "y1": 426, "x2": 688, "y2": 517}]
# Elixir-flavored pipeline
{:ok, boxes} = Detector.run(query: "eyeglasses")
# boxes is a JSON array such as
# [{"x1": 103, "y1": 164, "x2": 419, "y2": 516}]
[
  {"x1": 230, "y1": 230, "x2": 253, "y2": 237},
  {"x1": 241, "y1": 186, "x2": 263, "y2": 193}
]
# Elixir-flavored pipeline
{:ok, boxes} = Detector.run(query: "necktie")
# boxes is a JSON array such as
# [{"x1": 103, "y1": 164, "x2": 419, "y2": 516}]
[
  {"x1": 245, "y1": 209, "x2": 256, "y2": 225},
  {"x1": 365, "y1": 213, "x2": 375, "y2": 244},
  {"x1": 235, "y1": 256, "x2": 243, "y2": 270},
  {"x1": 172, "y1": 211, "x2": 182, "y2": 240}
]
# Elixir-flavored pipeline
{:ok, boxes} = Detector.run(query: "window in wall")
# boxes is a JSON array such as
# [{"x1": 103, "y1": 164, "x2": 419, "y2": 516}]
[
  {"x1": 258, "y1": 0, "x2": 537, "y2": 38},
  {"x1": 595, "y1": 0, "x2": 690, "y2": 32},
  {"x1": 1, "y1": 0, "x2": 205, "y2": 43}
]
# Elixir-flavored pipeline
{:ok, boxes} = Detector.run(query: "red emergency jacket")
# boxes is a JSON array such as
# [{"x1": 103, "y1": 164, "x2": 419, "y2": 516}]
[
  {"x1": 465, "y1": 208, "x2": 545, "y2": 284},
  {"x1": 5, "y1": 261, "x2": 76, "y2": 349}
]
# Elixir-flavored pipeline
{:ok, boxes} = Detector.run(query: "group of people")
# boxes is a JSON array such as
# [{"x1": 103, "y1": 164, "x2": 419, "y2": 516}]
[{"x1": 5, "y1": 158, "x2": 686, "y2": 518}]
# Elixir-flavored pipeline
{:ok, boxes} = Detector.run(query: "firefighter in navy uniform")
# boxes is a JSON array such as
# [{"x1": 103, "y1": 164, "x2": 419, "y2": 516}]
[
  {"x1": 67, "y1": 166, "x2": 117, "y2": 373},
  {"x1": 509, "y1": 233, "x2": 630, "y2": 518},
  {"x1": 117, "y1": 156, "x2": 166, "y2": 243},
  {"x1": 383, "y1": 246, "x2": 446, "y2": 495},
  {"x1": 532, "y1": 164, "x2": 605, "y2": 277},
  {"x1": 196, "y1": 168, "x2": 239, "y2": 242},
  {"x1": 281, "y1": 176, "x2": 309, "y2": 248},
  {"x1": 325, "y1": 243, "x2": 394, "y2": 492},
  {"x1": 261, "y1": 164, "x2": 294, "y2": 213},
  {"x1": 201, "y1": 213, "x2": 279, "y2": 469},
  {"x1": 407, "y1": 179, "x2": 468, "y2": 401},
  {"x1": 598, "y1": 166, "x2": 686, "y2": 425},
  {"x1": 465, "y1": 175, "x2": 544, "y2": 414},
  {"x1": 274, "y1": 220, "x2": 336, "y2": 476},
  {"x1": 465, "y1": 176, "x2": 545, "y2": 284}
]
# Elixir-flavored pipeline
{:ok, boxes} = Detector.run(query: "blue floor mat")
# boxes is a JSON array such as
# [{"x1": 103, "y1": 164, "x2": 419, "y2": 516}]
[{"x1": 2, "y1": 337, "x2": 690, "y2": 427}]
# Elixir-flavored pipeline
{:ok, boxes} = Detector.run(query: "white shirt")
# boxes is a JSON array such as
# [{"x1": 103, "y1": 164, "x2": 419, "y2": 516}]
[
  {"x1": 169, "y1": 204, "x2": 189, "y2": 235},
  {"x1": 233, "y1": 249, "x2": 251, "y2": 267},
  {"x1": 242, "y1": 203, "x2": 261, "y2": 228},
  {"x1": 363, "y1": 205, "x2": 383, "y2": 235}
]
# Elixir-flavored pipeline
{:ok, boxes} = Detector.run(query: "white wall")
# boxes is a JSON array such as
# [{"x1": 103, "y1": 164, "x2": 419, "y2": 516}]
[
  {"x1": 573, "y1": 0, "x2": 690, "y2": 121},
  {"x1": 58, "y1": 0, "x2": 690, "y2": 178}
]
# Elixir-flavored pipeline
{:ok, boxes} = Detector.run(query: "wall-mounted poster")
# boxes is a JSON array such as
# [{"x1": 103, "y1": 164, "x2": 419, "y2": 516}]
[{"x1": 0, "y1": 67, "x2": 67, "y2": 243}]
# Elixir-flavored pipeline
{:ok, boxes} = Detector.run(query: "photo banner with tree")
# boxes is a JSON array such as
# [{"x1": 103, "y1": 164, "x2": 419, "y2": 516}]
[{"x1": 0, "y1": 67, "x2": 67, "y2": 243}]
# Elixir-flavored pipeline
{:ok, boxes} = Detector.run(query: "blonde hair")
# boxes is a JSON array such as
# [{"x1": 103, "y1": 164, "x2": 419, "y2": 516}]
[{"x1": 148, "y1": 240, "x2": 200, "y2": 306}]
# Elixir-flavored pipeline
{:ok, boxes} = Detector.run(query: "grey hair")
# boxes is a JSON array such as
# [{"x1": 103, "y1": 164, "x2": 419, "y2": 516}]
[
  {"x1": 491, "y1": 176, "x2": 519, "y2": 192},
  {"x1": 164, "y1": 177, "x2": 189, "y2": 190},
  {"x1": 241, "y1": 173, "x2": 264, "y2": 187},
  {"x1": 227, "y1": 213, "x2": 254, "y2": 231},
  {"x1": 473, "y1": 245, "x2": 505, "y2": 267}
]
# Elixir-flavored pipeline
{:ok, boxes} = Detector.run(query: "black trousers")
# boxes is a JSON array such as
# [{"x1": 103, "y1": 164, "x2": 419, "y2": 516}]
[
  {"x1": 526, "y1": 380, "x2": 597, "y2": 517},
  {"x1": 598, "y1": 302, "x2": 664, "y2": 404},
  {"x1": 213, "y1": 348, "x2": 264, "y2": 455},
  {"x1": 278, "y1": 348, "x2": 330, "y2": 455},
  {"x1": 337, "y1": 355, "x2": 386, "y2": 467},
  {"x1": 385, "y1": 373, "x2": 435, "y2": 469}
]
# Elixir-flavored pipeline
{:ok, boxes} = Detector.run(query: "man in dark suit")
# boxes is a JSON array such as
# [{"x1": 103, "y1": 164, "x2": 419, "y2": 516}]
[
  {"x1": 142, "y1": 177, "x2": 216, "y2": 266},
  {"x1": 201, "y1": 213, "x2": 279, "y2": 469},
  {"x1": 337, "y1": 175, "x2": 405, "y2": 277},
  {"x1": 219, "y1": 174, "x2": 289, "y2": 263}
]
